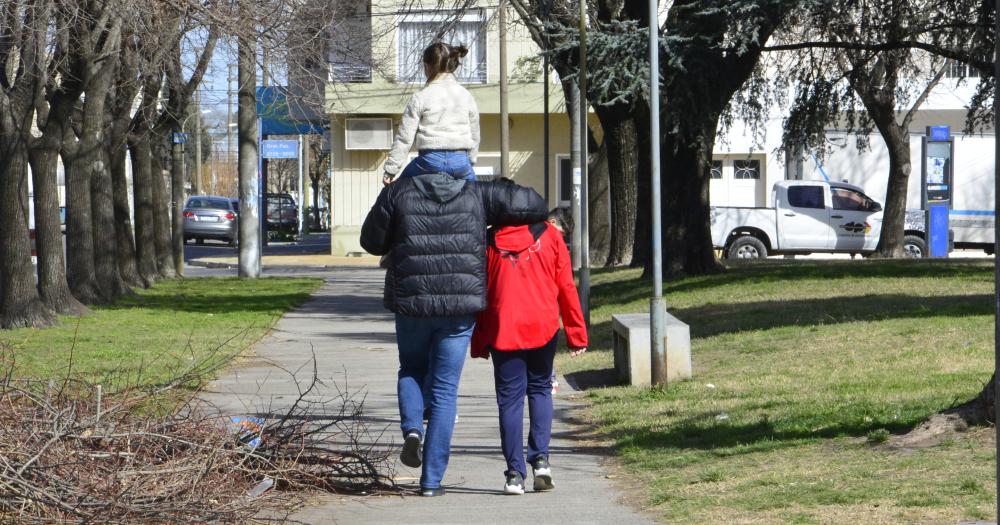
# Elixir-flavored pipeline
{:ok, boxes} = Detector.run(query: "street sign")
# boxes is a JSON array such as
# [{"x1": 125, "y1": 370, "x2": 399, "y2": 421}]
[
  {"x1": 929, "y1": 125, "x2": 951, "y2": 142},
  {"x1": 261, "y1": 139, "x2": 299, "y2": 159},
  {"x1": 172, "y1": 132, "x2": 188, "y2": 144}
]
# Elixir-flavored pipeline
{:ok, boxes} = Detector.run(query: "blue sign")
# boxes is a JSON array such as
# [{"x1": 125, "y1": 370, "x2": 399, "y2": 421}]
[
  {"x1": 928, "y1": 125, "x2": 951, "y2": 142},
  {"x1": 256, "y1": 86, "x2": 326, "y2": 136},
  {"x1": 928, "y1": 202, "x2": 950, "y2": 258},
  {"x1": 172, "y1": 132, "x2": 188, "y2": 144},
  {"x1": 261, "y1": 139, "x2": 299, "y2": 159}
]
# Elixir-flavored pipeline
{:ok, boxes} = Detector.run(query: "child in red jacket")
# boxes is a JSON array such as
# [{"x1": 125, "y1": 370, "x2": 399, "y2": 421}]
[{"x1": 471, "y1": 207, "x2": 588, "y2": 495}]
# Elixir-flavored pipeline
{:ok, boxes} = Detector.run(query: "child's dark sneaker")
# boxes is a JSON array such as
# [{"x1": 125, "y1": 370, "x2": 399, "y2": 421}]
[
  {"x1": 400, "y1": 431, "x2": 422, "y2": 468},
  {"x1": 531, "y1": 456, "x2": 554, "y2": 491},
  {"x1": 503, "y1": 471, "x2": 525, "y2": 495}
]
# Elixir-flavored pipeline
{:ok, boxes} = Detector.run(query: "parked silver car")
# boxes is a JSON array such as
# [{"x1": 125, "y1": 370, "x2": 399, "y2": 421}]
[{"x1": 183, "y1": 196, "x2": 238, "y2": 246}]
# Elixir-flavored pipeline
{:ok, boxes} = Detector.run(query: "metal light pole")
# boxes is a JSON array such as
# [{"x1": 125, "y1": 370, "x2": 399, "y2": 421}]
[
  {"x1": 993, "y1": 0, "x2": 999, "y2": 517},
  {"x1": 194, "y1": 89, "x2": 203, "y2": 195},
  {"x1": 649, "y1": 0, "x2": 667, "y2": 385},
  {"x1": 499, "y1": 0, "x2": 510, "y2": 178},
  {"x1": 297, "y1": 134, "x2": 305, "y2": 237},
  {"x1": 578, "y1": 0, "x2": 590, "y2": 325}
]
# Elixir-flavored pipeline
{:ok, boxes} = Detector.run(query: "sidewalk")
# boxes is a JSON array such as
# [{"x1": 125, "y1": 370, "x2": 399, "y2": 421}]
[{"x1": 204, "y1": 268, "x2": 659, "y2": 525}]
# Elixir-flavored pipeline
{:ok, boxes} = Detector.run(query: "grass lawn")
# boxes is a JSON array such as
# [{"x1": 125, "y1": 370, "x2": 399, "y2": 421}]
[
  {"x1": 559, "y1": 260, "x2": 996, "y2": 524},
  {"x1": 0, "y1": 277, "x2": 321, "y2": 386}
]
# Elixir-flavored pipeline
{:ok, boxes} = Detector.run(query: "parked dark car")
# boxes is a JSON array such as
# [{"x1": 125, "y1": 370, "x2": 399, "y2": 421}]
[
  {"x1": 183, "y1": 196, "x2": 238, "y2": 246},
  {"x1": 266, "y1": 193, "x2": 298, "y2": 235}
]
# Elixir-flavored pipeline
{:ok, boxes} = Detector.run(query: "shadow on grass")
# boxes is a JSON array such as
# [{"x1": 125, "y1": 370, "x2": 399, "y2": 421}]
[
  {"x1": 590, "y1": 259, "x2": 992, "y2": 309},
  {"x1": 677, "y1": 293, "x2": 991, "y2": 338},
  {"x1": 588, "y1": 293, "x2": 990, "y2": 344},
  {"x1": 105, "y1": 291, "x2": 316, "y2": 315}
]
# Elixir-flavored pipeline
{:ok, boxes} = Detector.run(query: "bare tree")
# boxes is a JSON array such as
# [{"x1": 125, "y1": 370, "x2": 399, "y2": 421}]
[
  {"x1": 0, "y1": 0, "x2": 57, "y2": 327},
  {"x1": 27, "y1": 2, "x2": 88, "y2": 314}
]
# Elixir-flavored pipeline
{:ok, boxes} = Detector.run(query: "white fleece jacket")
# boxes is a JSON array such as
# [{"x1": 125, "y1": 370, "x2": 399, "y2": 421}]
[{"x1": 383, "y1": 73, "x2": 480, "y2": 176}]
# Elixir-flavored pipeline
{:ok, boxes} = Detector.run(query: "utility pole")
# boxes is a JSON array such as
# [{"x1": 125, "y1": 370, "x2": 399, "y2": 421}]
[
  {"x1": 194, "y1": 89, "x2": 203, "y2": 195},
  {"x1": 297, "y1": 134, "x2": 305, "y2": 237},
  {"x1": 238, "y1": 35, "x2": 261, "y2": 278},
  {"x1": 542, "y1": 2, "x2": 550, "y2": 203},
  {"x1": 171, "y1": 130, "x2": 186, "y2": 277},
  {"x1": 569, "y1": 81, "x2": 581, "y2": 269},
  {"x1": 499, "y1": 0, "x2": 510, "y2": 178},
  {"x1": 578, "y1": 0, "x2": 590, "y2": 325},
  {"x1": 992, "y1": 0, "x2": 999, "y2": 517},
  {"x1": 227, "y1": 63, "x2": 237, "y2": 180},
  {"x1": 649, "y1": 0, "x2": 667, "y2": 385}
]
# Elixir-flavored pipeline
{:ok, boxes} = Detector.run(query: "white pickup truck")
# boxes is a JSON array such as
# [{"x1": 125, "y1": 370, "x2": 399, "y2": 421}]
[{"x1": 711, "y1": 180, "x2": 928, "y2": 259}]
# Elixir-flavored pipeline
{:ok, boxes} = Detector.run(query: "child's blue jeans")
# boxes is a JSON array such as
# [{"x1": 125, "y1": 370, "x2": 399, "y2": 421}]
[
  {"x1": 490, "y1": 334, "x2": 557, "y2": 479},
  {"x1": 398, "y1": 150, "x2": 477, "y2": 182}
]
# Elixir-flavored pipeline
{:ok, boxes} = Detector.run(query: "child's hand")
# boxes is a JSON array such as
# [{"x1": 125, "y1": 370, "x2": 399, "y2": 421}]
[{"x1": 570, "y1": 347, "x2": 587, "y2": 357}]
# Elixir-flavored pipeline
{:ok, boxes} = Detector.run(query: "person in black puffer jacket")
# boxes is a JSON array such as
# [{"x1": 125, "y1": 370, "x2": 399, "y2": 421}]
[{"x1": 360, "y1": 172, "x2": 546, "y2": 497}]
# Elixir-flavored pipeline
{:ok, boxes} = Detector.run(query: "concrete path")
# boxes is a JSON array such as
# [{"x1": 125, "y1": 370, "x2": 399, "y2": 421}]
[{"x1": 205, "y1": 268, "x2": 659, "y2": 525}]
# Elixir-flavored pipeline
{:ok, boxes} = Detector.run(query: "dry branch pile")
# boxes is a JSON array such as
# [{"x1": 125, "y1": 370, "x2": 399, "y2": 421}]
[{"x1": 0, "y1": 353, "x2": 395, "y2": 524}]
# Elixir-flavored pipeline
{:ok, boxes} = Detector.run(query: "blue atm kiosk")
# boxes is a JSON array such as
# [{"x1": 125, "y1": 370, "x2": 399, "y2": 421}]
[{"x1": 922, "y1": 126, "x2": 954, "y2": 258}]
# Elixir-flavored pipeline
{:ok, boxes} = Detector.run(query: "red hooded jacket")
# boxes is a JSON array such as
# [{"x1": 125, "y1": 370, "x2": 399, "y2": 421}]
[{"x1": 471, "y1": 222, "x2": 588, "y2": 358}]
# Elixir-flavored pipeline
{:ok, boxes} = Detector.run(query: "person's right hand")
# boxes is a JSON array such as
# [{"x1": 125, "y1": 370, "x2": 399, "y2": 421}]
[
  {"x1": 570, "y1": 347, "x2": 587, "y2": 357},
  {"x1": 383, "y1": 172, "x2": 394, "y2": 186}
]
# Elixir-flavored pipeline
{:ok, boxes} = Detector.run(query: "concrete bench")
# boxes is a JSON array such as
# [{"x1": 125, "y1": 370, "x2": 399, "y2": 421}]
[{"x1": 612, "y1": 312, "x2": 692, "y2": 386}]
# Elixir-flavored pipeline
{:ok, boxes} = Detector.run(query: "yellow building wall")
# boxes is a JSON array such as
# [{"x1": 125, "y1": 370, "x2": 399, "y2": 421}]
[{"x1": 329, "y1": 111, "x2": 600, "y2": 255}]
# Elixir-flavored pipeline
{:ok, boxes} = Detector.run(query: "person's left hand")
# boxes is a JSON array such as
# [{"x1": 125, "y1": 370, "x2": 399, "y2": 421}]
[
  {"x1": 383, "y1": 172, "x2": 394, "y2": 186},
  {"x1": 570, "y1": 347, "x2": 587, "y2": 357}
]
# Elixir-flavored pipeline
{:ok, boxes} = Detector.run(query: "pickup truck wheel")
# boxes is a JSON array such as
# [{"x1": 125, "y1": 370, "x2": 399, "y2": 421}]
[
  {"x1": 902, "y1": 235, "x2": 927, "y2": 258},
  {"x1": 727, "y1": 236, "x2": 768, "y2": 260}
]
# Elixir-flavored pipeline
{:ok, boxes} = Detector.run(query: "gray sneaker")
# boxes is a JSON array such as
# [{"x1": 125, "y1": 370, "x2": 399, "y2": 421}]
[
  {"x1": 400, "y1": 431, "x2": 422, "y2": 468},
  {"x1": 531, "y1": 457, "x2": 554, "y2": 491},
  {"x1": 504, "y1": 471, "x2": 525, "y2": 495}
]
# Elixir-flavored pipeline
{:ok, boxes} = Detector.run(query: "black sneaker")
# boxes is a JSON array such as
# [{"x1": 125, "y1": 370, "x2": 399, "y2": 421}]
[
  {"x1": 531, "y1": 457, "x2": 554, "y2": 491},
  {"x1": 503, "y1": 471, "x2": 525, "y2": 495},
  {"x1": 420, "y1": 486, "x2": 446, "y2": 497},
  {"x1": 400, "y1": 431, "x2": 422, "y2": 468}
]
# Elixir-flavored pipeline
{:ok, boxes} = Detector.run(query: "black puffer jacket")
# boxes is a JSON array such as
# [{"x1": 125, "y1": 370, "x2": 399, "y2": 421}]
[{"x1": 360, "y1": 174, "x2": 548, "y2": 317}]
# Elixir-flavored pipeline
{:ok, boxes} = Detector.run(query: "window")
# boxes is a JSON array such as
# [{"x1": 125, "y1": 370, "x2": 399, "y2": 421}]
[
  {"x1": 831, "y1": 188, "x2": 870, "y2": 211},
  {"x1": 558, "y1": 156, "x2": 573, "y2": 206},
  {"x1": 733, "y1": 159, "x2": 760, "y2": 180},
  {"x1": 187, "y1": 198, "x2": 231, "y2": 211},
  {"x1": 710, "y1": 161, "x2": 723, "y2": 179},
  {"x1": 787, "y1": 186, "x2": 824, "y2": 209},
  {"x1": 397, "y1": 13, "x2": 487, "y2": 84},
  {"x1": 946, "y1": 59, "x2": 980, "y2": 79}
]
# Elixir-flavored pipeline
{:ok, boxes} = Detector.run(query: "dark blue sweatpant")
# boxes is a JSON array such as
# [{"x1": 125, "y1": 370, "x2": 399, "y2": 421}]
[{"x1": 490, "y1": 335, "x2": 557, "y2": 479}]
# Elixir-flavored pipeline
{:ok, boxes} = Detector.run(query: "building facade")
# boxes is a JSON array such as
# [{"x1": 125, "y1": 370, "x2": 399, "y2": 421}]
[{"x1": 322, "y1": 0, "x2": 585, "y2": 255}]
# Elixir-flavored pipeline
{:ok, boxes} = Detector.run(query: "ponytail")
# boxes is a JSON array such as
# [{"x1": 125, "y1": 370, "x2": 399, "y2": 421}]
[{"x1": 423, "y1": 42, "x2": 469, "y2": 82}]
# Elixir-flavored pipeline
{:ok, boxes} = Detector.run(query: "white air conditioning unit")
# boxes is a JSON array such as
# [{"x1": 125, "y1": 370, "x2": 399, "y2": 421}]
[{"x1": 345, "y1": 118, "x2": 393, "y2": 150}]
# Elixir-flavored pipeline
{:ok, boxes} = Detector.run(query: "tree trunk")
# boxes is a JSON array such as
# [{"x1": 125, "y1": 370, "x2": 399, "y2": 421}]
[
  {"x1": 28, "y1": 143, "x2": 88, "y2": 315},
  {"x1": 170, "y1": 137, "x2": 185, "y2": 277},
  {"x1": 81, "y1": 79, "x2": 130, "y2": 301},
  {"x1": 631, "y1": 107, "x2": 652, "y2": 271},
  {"x1": 129, "y1": 134, "x2": 160, "y2": 286},
  {"x1": 150, "y1": 137, "x2": 176, "y2": 278},
  {"x1": 588, "y1": 137, "x2": 611, "y2": 267},
  {"x1": 660, "y1": 122, "x2": 724, "y2": 277},
  {"x1": 238, "y1": 35, "x2": 262, "y2": 278},
  {"x1": 601, "y1": 113, "x2": 638, "y2": 267},
  {"x1": 109, "y1": 140, "x2": 143, "y2": 287},
  {"x1": 62, "y1": 140, "x2": 106, "y2": 305},
  {"x1": 875, "y1": 126, "x2": 912, "y2": 258},
  {"x1": 0, "y1": 138, "x2": 56, "y2": 328}
]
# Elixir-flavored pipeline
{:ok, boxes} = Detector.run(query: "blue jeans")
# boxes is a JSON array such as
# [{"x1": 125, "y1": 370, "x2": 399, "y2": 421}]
[
  {"x1": 395, "y1": 313, "x2": 476, "y2": 489},
  {"x1": 490, "y1": 335, "x2": 557, "y2": 479},
  {"x1": 398, "y1": 150, "x2": 477, "y2": 182}
]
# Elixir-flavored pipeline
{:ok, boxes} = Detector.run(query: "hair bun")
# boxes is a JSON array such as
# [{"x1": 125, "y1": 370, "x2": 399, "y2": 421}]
[{"x1": 449, "y1": 45, "x2": 469, "y2": 59}]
